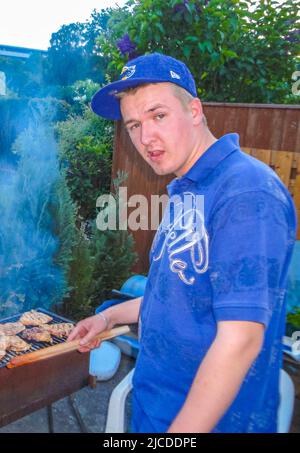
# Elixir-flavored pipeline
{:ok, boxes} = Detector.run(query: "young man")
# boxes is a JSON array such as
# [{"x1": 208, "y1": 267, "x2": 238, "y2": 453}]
[{"x1": 68, "y1": 53, "x2": 297, "y2": 433}]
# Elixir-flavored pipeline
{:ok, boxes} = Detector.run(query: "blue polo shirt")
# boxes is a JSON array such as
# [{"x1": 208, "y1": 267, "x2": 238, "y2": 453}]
[{"x1": 131, "y1": 133, "x2": 297, "y2": 433}]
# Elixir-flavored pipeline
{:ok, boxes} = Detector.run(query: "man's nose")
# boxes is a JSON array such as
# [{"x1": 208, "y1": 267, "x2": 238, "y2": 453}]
[{"x1": 140, "y1": 122, "x2": 155, "y2": 147}]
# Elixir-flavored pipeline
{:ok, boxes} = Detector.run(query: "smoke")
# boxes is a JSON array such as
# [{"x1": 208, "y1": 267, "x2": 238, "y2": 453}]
[{"x1": 0, "y1": 101, "x2": 65, "y2": 317}]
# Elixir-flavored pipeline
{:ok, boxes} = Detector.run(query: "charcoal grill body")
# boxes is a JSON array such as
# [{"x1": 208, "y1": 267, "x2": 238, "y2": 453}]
[{"x1": 0, "y1": 309, "x2": 90, "y2": 427}]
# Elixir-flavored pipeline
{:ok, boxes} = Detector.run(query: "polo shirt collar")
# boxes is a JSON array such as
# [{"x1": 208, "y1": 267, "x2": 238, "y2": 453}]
[
  {"x1": 167, "y1": 133, "x2": 240, "y2": 195},
  {"x1": 184, "y1": 133, "x2": 240, "y2": 183}
]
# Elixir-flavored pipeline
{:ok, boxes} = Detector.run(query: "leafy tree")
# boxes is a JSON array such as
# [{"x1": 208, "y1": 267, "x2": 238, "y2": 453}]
[
  {"x1": 51, "y1": 79, "x2": 101, "y2": 116},
  {"x1": 89, "y1": 224, "x2": 138, "y2": 311},
  {"x1": 287, "y1": 307, "x2": 300, "y2": 331},
  {"x1": 97, "y1": 0, "x2": 300, "y2": 103},
  {"x1": 49, "y1": 171, "x2": 93, "y2": 320},
  {"x1": 47, "y1": 22, "x2": 87, "y2": 87},
  {"x1": 56, "y1": 107, "x2": 113, "y2": 221},
  {"x1": 46, "y1": 9, "x2": 113, "y2": 87},
  {"x1": 88, "y1": 172, "x2": 138, "y2": 310},
  {"x1": 51, "y1": 173, "x2": 78, "y2": 279},
  {"x1": 53, "y1": 173, "x2": 138, "y2": 319},
  {"x1": 57, "y1": 232, "x2": 94, "y2": 320}
]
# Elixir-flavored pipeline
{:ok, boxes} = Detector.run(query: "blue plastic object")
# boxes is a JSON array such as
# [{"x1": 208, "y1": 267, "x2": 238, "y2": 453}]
[
  {"x1": 95, "y1": 299, "x2": 126, "y2": 314},
  {"x1": 89, "y1": 341, "x2": 121, "y2": 381},
  {"x1": 120, "y1": 275, "x2": 148, "y2": 298},
  {"x1": 95, "y1": 275, "x2": 148, "y2": 314},
  {"x1": 112, "y1": 335, "x2": 140, "y2": 359},
  {"x1": 111, "y1": 290, "x2": 136, "y2": 300}
]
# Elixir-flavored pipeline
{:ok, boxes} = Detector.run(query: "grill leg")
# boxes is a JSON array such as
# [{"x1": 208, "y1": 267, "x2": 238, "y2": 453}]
[
  {"x1": 88, "y1": 374, "x2": 97, "y2": 389},
  {"x1": 47, "y1": 405, "x2": 54, "y2": 433}
]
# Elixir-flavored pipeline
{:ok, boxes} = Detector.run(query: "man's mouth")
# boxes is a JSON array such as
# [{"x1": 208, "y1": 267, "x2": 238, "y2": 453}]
[{"x1": 147, "y1": 150, "x2": 165, "y2": 161}]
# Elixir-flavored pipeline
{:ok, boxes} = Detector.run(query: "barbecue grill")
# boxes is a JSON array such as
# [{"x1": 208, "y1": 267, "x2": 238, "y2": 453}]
[{"x1": 0, "y1": 308, "x2": 90, "y2": 428}]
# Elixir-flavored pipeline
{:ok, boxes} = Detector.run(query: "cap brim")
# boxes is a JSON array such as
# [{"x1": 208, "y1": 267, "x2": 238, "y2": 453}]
[{"x1": 91, "y1": 77, "x2": 172, "y2": 120}]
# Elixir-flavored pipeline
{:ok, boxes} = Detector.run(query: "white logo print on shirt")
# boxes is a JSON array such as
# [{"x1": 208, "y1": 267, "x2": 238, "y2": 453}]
[{"x1": 151, "y1": 193, "x2": 209, "y2": 285}]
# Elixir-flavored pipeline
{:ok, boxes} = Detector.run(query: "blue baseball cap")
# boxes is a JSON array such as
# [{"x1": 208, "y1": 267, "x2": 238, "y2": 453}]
[{"x1": 91, "y1": 52, "x2": 197, "y2": 120}]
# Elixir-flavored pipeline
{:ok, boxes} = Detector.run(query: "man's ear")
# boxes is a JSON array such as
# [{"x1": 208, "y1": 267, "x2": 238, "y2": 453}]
[{"x1": 190, "y1": 97, "x2": 204, "y2": 126}]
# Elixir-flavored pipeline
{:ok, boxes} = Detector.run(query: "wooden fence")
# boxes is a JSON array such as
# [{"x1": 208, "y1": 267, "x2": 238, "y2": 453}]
[{"x1": 112, "y1": 103, "x2": 300, "y2": 273}]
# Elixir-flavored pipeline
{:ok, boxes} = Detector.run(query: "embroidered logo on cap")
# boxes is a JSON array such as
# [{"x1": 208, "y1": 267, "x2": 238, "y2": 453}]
[
  {"x1": 170, "y1": 70, "x2": 181, "y2": 80},
  {"x1": 120, "y1": 65, "x2": 136, "y2": 80}
]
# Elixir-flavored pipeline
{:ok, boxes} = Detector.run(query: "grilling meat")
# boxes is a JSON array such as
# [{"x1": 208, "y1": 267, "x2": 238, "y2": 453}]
[
  {"x1": 0, "y1": 335, "x2": 10, "y2": 351},
  {"x1": 22, "y1": 327, "x2": 53, "y2": 343},
  {"x1": 0, "y1": 322, "x2": 25, "y2": 336},
  {"x1": 43, "y1": 323, "x2": 74, "y2": 338},
  {"x1": 19, "y1": 310, "x2": 53, "y2": 326},
  {"x1": 0, "y1": 335, "x2": 10, "y2": 360},
  {"x1": 8, "y1": 336, "x2": 31, "y2": 352}
]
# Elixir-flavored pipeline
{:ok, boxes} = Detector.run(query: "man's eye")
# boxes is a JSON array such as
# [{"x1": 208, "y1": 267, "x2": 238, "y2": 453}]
[
  {"x1": 156, "y1": 113, "x2": 165, "y2": 120},
  {"x1": 129, "y1": 123, "x2": 139, "y2": 132}
]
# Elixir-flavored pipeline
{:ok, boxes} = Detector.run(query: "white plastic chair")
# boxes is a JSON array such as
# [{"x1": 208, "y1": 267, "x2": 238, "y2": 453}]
[
  {"x1": 105, "y1": 368, "x2": 134, "y2": 433},
  {"x1": 105, "y1": 368, "x2": 295, "y2": 433},
  {"x1": 277, "y1": 369, "x2": 295, "y2": 433}
]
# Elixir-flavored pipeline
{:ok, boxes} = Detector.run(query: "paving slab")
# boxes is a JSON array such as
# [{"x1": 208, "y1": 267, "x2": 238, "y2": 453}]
[{"x1": 0, "y1": 407, "x2": 49, "y2": 433}]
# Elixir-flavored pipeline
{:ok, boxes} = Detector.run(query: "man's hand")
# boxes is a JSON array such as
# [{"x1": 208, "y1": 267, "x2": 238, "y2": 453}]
[
  {"x1": 67, "y1": 297, "x2": 142, "y2": 353},
  {"x1": 67, "y1": 314, "x2": 108, "y2": 352}
]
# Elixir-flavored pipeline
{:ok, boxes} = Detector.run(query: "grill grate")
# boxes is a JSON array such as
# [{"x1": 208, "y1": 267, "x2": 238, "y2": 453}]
[{"x1": 0, "y1": 308, "x2": 75, "y2": 368}]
